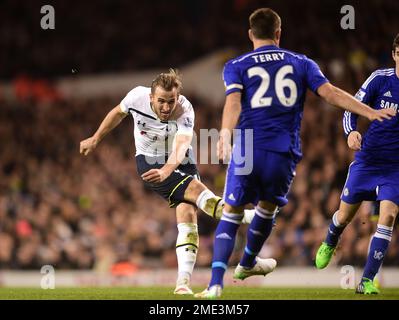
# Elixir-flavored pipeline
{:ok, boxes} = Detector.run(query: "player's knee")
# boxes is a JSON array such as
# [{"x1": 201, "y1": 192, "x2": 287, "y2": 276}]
[
  {"x1": 258, "y1": 200, "x2": 278, "y2": 213},
  {"x1": 379, "y1": 210, "x2": 398, "y2": 226},
  {"x1": 224, "y1": 202, "x2": 244, "y2": 214},
  {"x1": 378, "y1": 201, "x2": 399, "y2": 225},
  {"x1": 176, "y1": 203, "x2": 197, "y2": 223},
  {"x1": 338, "y1": 201, "x2": 361, "y2": 223},
  {"x1": 185, "y1": 179, "x2": 207, "y2": 201},
  {"x1": 337, "y1": 213, "x2": 351, "y2": 225}
]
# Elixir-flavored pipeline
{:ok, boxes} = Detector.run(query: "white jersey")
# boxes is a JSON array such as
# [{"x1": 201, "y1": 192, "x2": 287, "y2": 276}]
[{"x1": 120, "y1": 86, "x2": 195, "y2": 158}]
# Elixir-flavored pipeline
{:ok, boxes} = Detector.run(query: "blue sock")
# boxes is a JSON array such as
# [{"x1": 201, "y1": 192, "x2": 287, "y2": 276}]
[
  {"x1": 240, "y1": 206, "x2": 275, "y2": 268},
  {"x1": 325, "y1": 211, "x2": 346, "y2": 247},
  {"x1": 209, "y1": 211, "x2": 243, "y2": 288},
  {"x1": 363, "y1": 224, "x2": 392, "y2": 281}
]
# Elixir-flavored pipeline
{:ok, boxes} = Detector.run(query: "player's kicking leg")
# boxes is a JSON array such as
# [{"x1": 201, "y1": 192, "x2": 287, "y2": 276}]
[
  {"x1": 137, "y1": 155, "x2": 254, "y2": 297},
  {"x1": 315, "y1": 201, "x2": 360, "y2": 269},
  {"x1": 356, "y1": 200, "x2": 398, "y2": 294},
  {"x1": 173, "y1": 203, "x2": 198, "y2": 295},
  {"x1": 183, "y1": 178, "x2": 254, "y2": 223}
]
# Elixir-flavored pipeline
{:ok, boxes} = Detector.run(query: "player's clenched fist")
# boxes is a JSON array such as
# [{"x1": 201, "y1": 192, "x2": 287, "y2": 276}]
[
  {"x1": 80, "y1": 136, "x2": 98, "y2": 156},
  {"x1": 347, "y1": 131, "x2": 362, "y2": 151}
]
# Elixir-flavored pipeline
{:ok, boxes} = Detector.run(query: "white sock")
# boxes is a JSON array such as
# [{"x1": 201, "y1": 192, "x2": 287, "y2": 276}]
[
  {"x1": 176, "y1": 223, "x2": 198, "y2": 286},
  {"x1": 196, "y1": 190, "x2": 258, "y2": 223},
  {"x1": 195, "y1": 189, "x2": 222, "y2": 219}
]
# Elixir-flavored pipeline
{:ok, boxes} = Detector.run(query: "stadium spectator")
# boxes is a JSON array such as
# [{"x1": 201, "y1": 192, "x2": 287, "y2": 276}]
[{"x1": 0, "y1": 92, "x2": 397, "y2": 270}]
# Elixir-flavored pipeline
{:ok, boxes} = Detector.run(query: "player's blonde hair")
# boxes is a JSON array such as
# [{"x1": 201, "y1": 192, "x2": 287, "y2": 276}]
[{"x1": 151, "y1": 68, "x2": 182, "y2": 94}]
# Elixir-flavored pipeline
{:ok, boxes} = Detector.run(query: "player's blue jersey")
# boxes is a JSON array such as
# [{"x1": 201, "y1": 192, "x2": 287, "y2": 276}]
[
  {"x1": 343, "y1": 68, "x2": 399, "y2": 165},
  {"x1": 223, "y1": 45, "x2": 329, "y2": 160}
]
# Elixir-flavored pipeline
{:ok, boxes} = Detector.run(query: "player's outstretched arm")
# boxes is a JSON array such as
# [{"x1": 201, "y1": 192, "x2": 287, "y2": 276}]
[
  {"x1": 80, "y1": 105, "x2": 127, "y2": 156},
  {"x1": 218, "y1": 92, "x2": 242, "y2": 162},
  {"x1": 317, "y1": 83, "x2": 395, "y2": 122}
]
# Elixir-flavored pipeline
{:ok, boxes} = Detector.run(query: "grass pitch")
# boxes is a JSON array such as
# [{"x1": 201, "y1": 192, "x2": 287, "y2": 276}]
[{"x1": 0, "y1": 287, "x2": 398, "y2": 300}]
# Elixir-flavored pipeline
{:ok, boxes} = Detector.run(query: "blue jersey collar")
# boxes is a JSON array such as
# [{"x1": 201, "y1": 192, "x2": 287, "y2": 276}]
[{"x1": 255, "y1": 45, "x2": 279, "y2": 51}]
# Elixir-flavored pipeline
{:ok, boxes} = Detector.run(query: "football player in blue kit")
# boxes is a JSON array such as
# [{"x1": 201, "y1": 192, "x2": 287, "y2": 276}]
[
  {"x1": 316, "y1": 34, "x2": 399, "y2": 295},
  {"x1": 195, "y1": 8, "x2": 395, "y2": 299}
]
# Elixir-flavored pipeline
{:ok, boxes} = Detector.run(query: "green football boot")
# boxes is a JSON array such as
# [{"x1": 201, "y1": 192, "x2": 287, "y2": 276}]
[
  {"x1": 355, "y1": 278, "x2": 380, "y2": 295},
  {"x1": 315, "y1": 242, "x2": 336, "y2": 269}
]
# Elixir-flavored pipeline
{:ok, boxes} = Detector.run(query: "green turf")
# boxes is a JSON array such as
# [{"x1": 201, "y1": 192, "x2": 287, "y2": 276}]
[{"x1": 0, "y1": 287, "x2": 398, "y2": 300}]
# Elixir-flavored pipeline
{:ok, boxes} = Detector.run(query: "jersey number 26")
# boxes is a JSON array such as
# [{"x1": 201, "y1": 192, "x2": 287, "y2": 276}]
[{"x1": 248, "y1": 65, "x2": 298, "y2": 108}]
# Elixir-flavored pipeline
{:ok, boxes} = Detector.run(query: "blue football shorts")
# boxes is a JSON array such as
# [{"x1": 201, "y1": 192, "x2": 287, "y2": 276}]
[
  {"x1": 340, "y1": 160, "x2": 399, "y2": 206},
  {"x1": 223, "y1": 148, "x2": 298, "y2": 207}
]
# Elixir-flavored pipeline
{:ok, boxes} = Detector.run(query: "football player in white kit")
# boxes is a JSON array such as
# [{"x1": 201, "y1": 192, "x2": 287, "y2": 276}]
[{"x1": 80, "y1": 69, "x2": 254, "y2": 295}]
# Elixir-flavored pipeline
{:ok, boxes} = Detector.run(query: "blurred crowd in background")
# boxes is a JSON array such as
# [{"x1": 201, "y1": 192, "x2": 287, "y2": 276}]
[
  {"x1": 1, "y1": 0, "x2": 398, "y2": 80},
  {"x1": 1, "y1": 0, "x2": 399, "y2": 272}
]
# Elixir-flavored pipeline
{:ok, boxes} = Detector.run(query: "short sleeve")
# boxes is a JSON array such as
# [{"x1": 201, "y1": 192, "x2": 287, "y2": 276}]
[
  {"x1": 223, "y1": 61, "x2": 243, "y2": 96},
  {"x1": 304, "y1": 58, "x2": 329, "y2": 94},
  {"x1": 120, "y1": 87, "x2": 143, "y2": 114},
  {"x1": 176, "y1": 97, "x2": 194, "y2": 136},
  {"x1": 356, "y1": 71, "x2": 382, "y2": 105}
]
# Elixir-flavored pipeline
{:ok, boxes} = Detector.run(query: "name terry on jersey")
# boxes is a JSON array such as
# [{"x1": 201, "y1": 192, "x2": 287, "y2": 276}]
[{"x1": 252, "y1": 52, "x2": 285, "y2": 63}]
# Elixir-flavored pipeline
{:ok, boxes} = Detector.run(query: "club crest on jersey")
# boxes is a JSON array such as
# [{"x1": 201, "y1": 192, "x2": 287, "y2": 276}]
[
  {"x1": 373, "y1": 250, "x2": 384, "y2": 260},
  {"x1": 343, "y1": 188, "x2": 349, "y2": 197},
  {"x1": 355, "y1": 90, "x2": 366, "y2": 101},
  {"x1": 184, "y1": 117, "x2": 193, "y2": 128}
]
